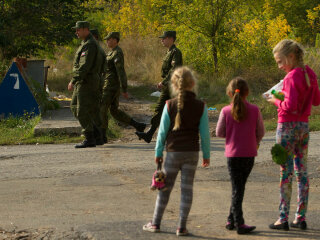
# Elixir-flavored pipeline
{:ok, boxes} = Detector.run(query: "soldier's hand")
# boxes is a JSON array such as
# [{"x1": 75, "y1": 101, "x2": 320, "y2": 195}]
[
  {"x1": 68, "y1": 82, "x2": 73, "y2": 91},
  {"x1": 157, "y1": 82, "x2": 163, "y2": 90},
  {"x1": 122, "y1": 92, "x2": 129, "y2": 99}
]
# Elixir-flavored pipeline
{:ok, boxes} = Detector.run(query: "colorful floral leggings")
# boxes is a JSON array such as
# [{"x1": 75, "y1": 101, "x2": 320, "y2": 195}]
[{"x1": 276, "y1": 122, "x2": 309, "y2": 222}]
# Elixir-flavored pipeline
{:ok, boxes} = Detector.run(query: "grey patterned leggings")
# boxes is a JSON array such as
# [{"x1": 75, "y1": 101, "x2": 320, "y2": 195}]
[{"x1": 152, "y1": 152, "x2": 199, "y2": 229}]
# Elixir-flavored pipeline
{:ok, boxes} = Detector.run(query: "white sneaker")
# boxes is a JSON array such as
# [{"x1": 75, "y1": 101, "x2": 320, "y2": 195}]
[{"x1": 143, "y1": 222, "x2": 160, "y2": 233}]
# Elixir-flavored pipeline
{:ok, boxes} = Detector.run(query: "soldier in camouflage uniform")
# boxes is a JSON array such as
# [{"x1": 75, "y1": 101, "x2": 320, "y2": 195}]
[
  {"x1": 90, "y1": 29, "x2": 107, "y2": 94},
  {"x1": 136, "y1": 31, "x2": 183, "y2": 143},
  {"x1": 100, "y1": 32, "x2": 146, "y2": 142},
  {"x1": 68, "y1": 21, "x2": 105, "y2": 148},
  {"x1": 90, "y1": 29, "x2": 108, "y2": 143}
]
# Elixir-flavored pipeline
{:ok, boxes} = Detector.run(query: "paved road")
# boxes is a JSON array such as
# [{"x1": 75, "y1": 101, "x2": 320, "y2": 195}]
[{"x1": 1, "y1": 132, "x2": 320, "y2": 239}]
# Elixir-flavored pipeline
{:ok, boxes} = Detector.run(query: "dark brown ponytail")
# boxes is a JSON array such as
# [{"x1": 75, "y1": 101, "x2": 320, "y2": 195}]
[{"x1": 226, "y1": 77, "x2": 249, "y2": 122}]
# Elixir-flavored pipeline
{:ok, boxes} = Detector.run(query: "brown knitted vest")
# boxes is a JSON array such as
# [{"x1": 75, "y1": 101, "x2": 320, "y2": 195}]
[{"x1": 166, "y1": 91, "x2": 205, "y2": 152}]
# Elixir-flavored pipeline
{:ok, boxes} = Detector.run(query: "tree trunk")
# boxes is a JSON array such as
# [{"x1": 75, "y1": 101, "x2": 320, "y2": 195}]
[{"x1": 211, "y1": 36, "x2": 218, "y2": 73}]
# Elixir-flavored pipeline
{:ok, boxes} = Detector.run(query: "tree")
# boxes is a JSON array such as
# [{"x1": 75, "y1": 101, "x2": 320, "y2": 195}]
[
  {"x1": 307, "y1": 4, "x2": 320, "y2": 45},
  {"x1": 147, "y1": 0, "x2": 249, "y2": 73},
  {"x1": 0, "y1": 0, "x2": 84, "y2": 60},
  {"x1": 263, "y1": 0, "x2": 319, "y2": 44}
]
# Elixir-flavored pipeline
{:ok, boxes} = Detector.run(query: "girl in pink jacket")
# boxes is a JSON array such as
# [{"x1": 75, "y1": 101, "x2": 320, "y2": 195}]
[
  {"x1": 216, "y1": 77, "x2": 265, "y2": 234},
  {"x1": 268, "y1": 39, "x2": 320, "y2": 231}
]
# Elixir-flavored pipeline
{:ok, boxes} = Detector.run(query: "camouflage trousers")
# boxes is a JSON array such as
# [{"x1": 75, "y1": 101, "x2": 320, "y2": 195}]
[
  {"x1": 70, "y1": 83, "x2": 101, "y2": 134},
  {"x1": 150, "y1": 85, "x2": 171, "y2": 128},
  {"x1": 100, "y1": 88, "x2": 131, "y2": 130}
]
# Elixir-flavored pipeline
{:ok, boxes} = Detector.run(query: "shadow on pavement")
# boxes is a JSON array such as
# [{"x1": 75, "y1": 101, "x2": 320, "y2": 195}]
[{"x1": 253, "y1": 229, "x2": 320, "y2": 239}]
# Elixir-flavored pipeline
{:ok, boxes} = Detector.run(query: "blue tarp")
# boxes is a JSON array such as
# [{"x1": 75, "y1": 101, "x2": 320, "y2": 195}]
[{"x1": 0, "y1": 62, "x2": 40, "y2": 118}]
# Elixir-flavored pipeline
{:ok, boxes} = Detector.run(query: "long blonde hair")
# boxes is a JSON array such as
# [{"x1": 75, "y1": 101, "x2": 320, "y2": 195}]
[
  {"x1": 226, "y1": 77, "x2": 249, "y2": 122},
  {"x1": 273, "y1": 39, "x2": 310, "y2": 87},
  {"x1": 170, "y1": 66, "x2": 197, "y2": 130}
]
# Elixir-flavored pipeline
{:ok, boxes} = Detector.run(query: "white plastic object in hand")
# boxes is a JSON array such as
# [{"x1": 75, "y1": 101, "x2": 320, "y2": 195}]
[{"x1": 262, "y1": 80, "x2": 283, "y2": 99}]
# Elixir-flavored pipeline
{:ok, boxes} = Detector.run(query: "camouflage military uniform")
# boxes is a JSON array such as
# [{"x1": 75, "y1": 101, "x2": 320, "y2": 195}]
[
  {"x1": 96, "y1": 43, "x2": 107, "y2": 99},
  {"x1": 100, "y1": 45, "x2": 131, "y2": 130},
  {"x1": 151, "y1": 43, "x2": 183, "y2": 127},
  {"x1": 99, "y1": 32, "x2": 146, "y2": 141},
  {"x1": 90, "y1": 29, "x2": 107, "y2": 94},
  {"x1": 70, "y1": 33, "x2": 104, "y2": 135},
  {"x1": 135, "y1": 31, "x2": 182, "y2": 143}
]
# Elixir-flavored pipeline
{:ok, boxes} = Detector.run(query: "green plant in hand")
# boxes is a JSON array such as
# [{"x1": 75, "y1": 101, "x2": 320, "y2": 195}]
[{"x1": 271, "y1": 143, "x2": 288, "y2": 165}]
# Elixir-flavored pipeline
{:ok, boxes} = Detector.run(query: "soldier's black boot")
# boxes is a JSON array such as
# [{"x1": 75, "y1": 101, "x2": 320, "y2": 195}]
[
  {"x1": 101, "y1": 128, "x2": 108, "y2": 143},
  {"x1": 93, "y1": 125, "x2": 104, "y2": 145},
  {"x1": 130, "y1": 119, "x2": 146, "y2": 132},
  {"x1": 75, "y1": 131, "x2": 96, "y2": 148},
  {"x1": 135, "y1": 126, "x2": 157, "y2": 143}
]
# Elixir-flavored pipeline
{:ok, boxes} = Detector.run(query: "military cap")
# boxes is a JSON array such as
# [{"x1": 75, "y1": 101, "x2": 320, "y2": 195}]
[
  {"x1": 90, "y1": 29, "x2": 100, "y2": 40},
  {"x1": 72, "y1": 21, "x2": 90, "y2": 29},
  {"x1": 159, "y1": 31, "x2": 176, "y2": 39},
  {"x1": 104, "y1": 32, "x2": 120, "y2": 40}
]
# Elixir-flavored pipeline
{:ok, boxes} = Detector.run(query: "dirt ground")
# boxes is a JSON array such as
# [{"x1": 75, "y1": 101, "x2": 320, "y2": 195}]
[
  {"x1": 114, "y1": 95, "x2": 219, "y2": 143},
  {"x1": 1, "y1": 96, "x2": 320, "y2": 240}
]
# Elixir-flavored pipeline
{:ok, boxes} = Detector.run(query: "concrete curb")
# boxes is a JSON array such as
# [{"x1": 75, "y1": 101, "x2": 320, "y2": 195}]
[{"x1": 34, "y1": 101, "x2": 82, "y2": 136}]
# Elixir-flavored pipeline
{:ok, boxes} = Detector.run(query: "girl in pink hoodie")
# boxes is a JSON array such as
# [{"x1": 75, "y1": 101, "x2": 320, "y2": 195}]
[
  {"x1": 268, "y1": 39, "x2": 320, "y2": 231},
  {"x1": 216, "y1": 77, "x2": 265, "y2": 234}
]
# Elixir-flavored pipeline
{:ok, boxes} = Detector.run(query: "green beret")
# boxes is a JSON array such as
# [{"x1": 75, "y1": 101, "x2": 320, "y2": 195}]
[
  {"x1": 104, "y1": 32, "x2": 120, "y2": 40},
  {"x1": 159, "y1": 31, "x2": 176, "y2": 39},
  {"x1": 72, "y1": 21, "x2": 90, "y2": 29}
]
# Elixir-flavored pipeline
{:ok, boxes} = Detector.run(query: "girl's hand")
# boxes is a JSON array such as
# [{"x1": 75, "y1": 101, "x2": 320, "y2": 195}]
[
  {"x1": 202, "y1": 158, "x2": 210, "y2": 167},
  {"x1": 267, "y1": 95, "x2": 277, "y2": 104},
  {"x1": 155, "y1": 157, "x2": 163, "y2": 164}
]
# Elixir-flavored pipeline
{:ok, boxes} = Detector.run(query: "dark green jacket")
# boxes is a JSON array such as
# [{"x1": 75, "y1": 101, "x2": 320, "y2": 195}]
[
  {"x1": 97, "y1": 43, "x2": 107, "y2": 91},
  {"x1": 71, "y1": 33, "x2": 102, "y2": 86},
  {"x1": 161, "y1": 44, "x2": 183, "y2": 86},
  {"x1": 103, "y1": 45, "x2": 127, "y2": 93}
]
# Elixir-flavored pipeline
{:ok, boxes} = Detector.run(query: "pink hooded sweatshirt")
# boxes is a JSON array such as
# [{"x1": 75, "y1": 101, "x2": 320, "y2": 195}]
[
  {"x1": 274, "y1": 65, "x2": 320, "y2": 123},
  {"x1": 216, "y1": 101, "x2": 265, "y2": 157}
]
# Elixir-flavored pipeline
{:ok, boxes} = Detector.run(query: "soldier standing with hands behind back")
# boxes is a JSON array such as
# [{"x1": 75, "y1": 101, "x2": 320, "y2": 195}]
[
  {"x1": 68, "y1": 21, "x2": 104, "y2": 148},
  {"x1": 100, "y1": 32, "x2": 146, "y2": 143},
  {"x1": 136, "y1": 31, "x2": 183, "y2": 143}
]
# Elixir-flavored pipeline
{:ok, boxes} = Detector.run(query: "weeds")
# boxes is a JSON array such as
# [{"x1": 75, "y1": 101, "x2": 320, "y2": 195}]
[
  {"x1": 0, "y1": 114, "x2": 122, "y2": 145},
  {"x1": 122, "y1": 37, "x2": 164, "y2": 84},
  {"x1": 128, "y1": 84, "x2": 158, "y2": 102},
  {"x1": 0, "y1": 115, "x2": 41, "y2": 145}
]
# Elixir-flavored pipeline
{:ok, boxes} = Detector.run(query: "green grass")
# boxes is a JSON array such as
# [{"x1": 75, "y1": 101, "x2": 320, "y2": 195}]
[
  {"x1": 264, "y1": 120, "x2": 278, "y2": 131},
  {"x1": 0, "y1": 115, "x2": 40, "y2": 145},
  {"x1": 106, "y1": 117, "x2": 122, "y2": 139},
  {"x1": 0, "y1": 114, "x2": 121, "y2": 145},
  {"x1": 264, "y1": 118, "x2": 320, "y2": 132},
  {"x1": 128, "y1": 84, "x2": 158, "y2": 112},
  {"x1": 128, "y1": 84, "x2": 158, "y2": 102},
  {"x1": 0, "y1": 115, "x2": 84, "y2": 145}
]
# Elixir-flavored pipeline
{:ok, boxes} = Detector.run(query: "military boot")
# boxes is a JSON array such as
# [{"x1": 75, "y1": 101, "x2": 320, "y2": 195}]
[
  {"x1": 93, "y1": 125, "x2": 104, "y2": 145},
  {"x1": 75, "y1": 131, "x2": 96, "y2": 148},
  {"x1": 135, "y1": 126, "x2": 157, "y2": 143},
  {"x1": 130, "y1": 119, "x2": 147, "y2": 132},
  {"x1": 101, "y1": 128, "x2": 108, "y2": 143}
]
